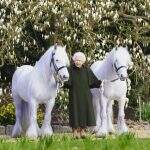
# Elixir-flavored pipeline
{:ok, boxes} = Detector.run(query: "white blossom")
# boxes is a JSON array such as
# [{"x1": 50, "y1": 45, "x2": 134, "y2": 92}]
[
  {"x1": 137, "y1": 18, "x2": 143, "y2": 22},
  {"x1": 73, "y1": 33, "x2": 77, "y2": 40},
  {"x1": 83, "y1": 39, "x2": 86, "y2": 45},
  {"x1": 24, "y1": 47, "x2": 28, "y2": 51},
  {"x1": 44, "y1": 35, "x2": 49, "y2": 39},
  {"x1": 102, "y1": 40, "x2": 106, "y2": 46},
  {"x1": 44, "y1": 21, "x2": 50, "y2": 26},
  {"x1": 0, "y1": 19, "x2": 4, "y2": 25},
  {"x1": 52, "y1": 7, "x2": 58, "y2": 14},
  {"x1": 96, "y1": 42, "x2": 100, "y2": 46},
  {"x1": 16, "y1": 38, "x2": 20, "y2": 43},
  {"x1": 113, "y1": 11, "x2": 119, "y2": 21},
  {"x1": 128, "y1": 39, "x2": 132, "y2": 44},
  {"x1": 64, "y1": 17, "x2": 68, "y2": 23},
  {"x1": 99, "y1": 49, "x2": 103, "y2": 54},
  {"x1": 101, "y1": 2, "x2": 105, "y2": 7}
]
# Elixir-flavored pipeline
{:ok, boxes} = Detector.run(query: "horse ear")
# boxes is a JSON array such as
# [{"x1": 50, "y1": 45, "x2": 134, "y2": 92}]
[
  {"x1": 129, "y1": 61, "x2": 133, "y2": 69},
  {"x1": 54, "y1": 43, "x2": 57, "y2": 49},
  {"x1": 64, "y1": 45, "x2": 66, "y2": 50},
  {"x1": 114, "y1": 47, "x2": 117, "y2": 51},
  {"x1": 54, "y1": 43, "x2": 57, "y2": 50}
]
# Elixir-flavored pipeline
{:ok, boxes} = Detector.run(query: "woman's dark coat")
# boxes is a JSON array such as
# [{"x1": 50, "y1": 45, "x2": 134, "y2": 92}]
[{"x1": 64, "y1": 65, "x2": 101, "y2": 128}]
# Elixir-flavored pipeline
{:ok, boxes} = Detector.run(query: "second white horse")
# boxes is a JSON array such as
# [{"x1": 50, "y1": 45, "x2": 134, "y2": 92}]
[{"x1": 91, "y1": 46, "x2": 133, "y2": 137}]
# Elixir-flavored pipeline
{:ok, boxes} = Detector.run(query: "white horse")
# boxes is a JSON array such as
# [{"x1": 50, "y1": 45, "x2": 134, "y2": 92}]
[
  {"x1": 12, "y1": 44, "x2": 70, "y2": 138},
  {"x1": 90, "y1": 46, "x2": 133, "y2": 137}
]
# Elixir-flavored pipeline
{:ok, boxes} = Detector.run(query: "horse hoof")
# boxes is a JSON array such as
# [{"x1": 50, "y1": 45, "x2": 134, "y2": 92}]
[
  {"x1": 26, "y1": 126, "x2": 38, "y2": 139},
  {"x1": 108, "y1": 128, "x2": 115, "y2": 135},
  {"x1": 40, "y1": 127, "x2": 53, "y2": 137},
  {"x1": 12, "y1": 125, "x2": 22, "y2": 138},
  {"x1": 96, "y1": 131, "x2": 107, "y2": 138},
  {"x1": 26, "y1": 130, "x2": 38, "y2": 139},
  {"x1": 93, "y1": 126, "x2": 101, "y2": 133},
  {"x1": 26, "y1": 133, "x2": 38, "y2": 139},
  {"x1": 109, "y1": 131, "x2": 115, "y2": 135},
  {"x1": 96, "y1": 133, "x2": 107, "y2": 138},
  {"x1": 12, "y1": 133, "x2": 21, "y2": 138},
  {"x1": 118, "y1": 127, "x2": 128, "y2": 134},
  {"x1": 40, "y1": 132, "x2": 53, "y2": 137}
]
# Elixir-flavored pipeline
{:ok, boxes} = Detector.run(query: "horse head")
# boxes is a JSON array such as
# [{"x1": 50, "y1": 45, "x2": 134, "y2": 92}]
[
  {"x1": 50, "y1": 44, "x2": 70, "y2": 82},
  {"x1": 112, "y1": 46, "x2": 133, "y2": 81}
]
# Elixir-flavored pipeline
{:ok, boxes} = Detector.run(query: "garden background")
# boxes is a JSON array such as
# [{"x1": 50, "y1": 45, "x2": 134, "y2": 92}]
[{"x1": 0, "y1": 0, "x2": 150, "y2": 126}]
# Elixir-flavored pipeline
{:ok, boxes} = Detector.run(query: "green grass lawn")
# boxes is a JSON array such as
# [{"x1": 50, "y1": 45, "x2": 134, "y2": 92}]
[{"x1": 0, "y1": 133, "x2": 150, "y2": 150}]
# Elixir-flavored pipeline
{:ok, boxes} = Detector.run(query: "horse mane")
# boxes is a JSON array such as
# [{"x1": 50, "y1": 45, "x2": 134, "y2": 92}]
[
  {"x1": 34, "y1": 46, "x2": 54, "y2": 68},
  {"x1": 34, "y1": 45, "x2": 69, "y2": 70},
  {"x1": 105, "y1": 46, "x2": 131, "y2": 63}
]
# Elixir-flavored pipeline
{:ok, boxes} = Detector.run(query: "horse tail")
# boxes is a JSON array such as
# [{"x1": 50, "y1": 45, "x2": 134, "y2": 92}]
[
  {"x1": 12, "y1": 95, "x2": 30, "y2": 137},
  {"x1": 11, "y1": 69, "x2": 18, "y2": 92},
  {"x1": 20, "y1": 100, "x2": 30, "y2": 133}
]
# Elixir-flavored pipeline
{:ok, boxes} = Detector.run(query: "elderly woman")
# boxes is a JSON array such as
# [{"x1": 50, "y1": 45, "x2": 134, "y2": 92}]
[{"x1": 64, "y1": 52, "x2": 101, "y2": 138}]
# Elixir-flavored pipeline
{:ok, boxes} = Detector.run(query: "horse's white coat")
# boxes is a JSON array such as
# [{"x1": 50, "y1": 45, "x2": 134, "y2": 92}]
[
  {"x1": 12, "y1": 45, "x2": 70, "y2": 138},
  {"x1": 91, "y1": 46, "x2": 133, "y2": 137}
]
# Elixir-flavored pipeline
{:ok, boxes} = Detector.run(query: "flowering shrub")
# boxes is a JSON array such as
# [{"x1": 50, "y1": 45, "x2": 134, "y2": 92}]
[
  {"x1": 0, "y1": 0, "x2": 149, "y2": 61},
  {"x1": 0, "y1": 0, "x2": 149, "y2": 122},
  {"x1": 0, "y1": 101, "x2": 15, "y2": 125},
  {"x1": 0, "y1": 94, "x2": 44, "y2": 125}
]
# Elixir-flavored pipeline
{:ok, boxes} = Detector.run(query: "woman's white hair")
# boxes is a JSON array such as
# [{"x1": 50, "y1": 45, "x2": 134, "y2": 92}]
[{"x1": 72, "y1": 52, "x2": 86, "y2": 62}]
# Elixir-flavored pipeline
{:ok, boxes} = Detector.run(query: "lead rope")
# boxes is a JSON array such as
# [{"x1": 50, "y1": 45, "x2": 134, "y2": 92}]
[
  {"x1": 53, "y1": 74, "x2": 64, "y2": 94},
  {"x1": 99, "y1": 80, "x2": 105, "y2": 96},
  {"x1": 50, "y1": 50, "x2": 64, "y2": 92}
]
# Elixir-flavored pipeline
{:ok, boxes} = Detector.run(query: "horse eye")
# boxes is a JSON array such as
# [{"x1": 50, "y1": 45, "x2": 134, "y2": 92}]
[{"x1": 56, "y1": 59, "x2": 59, "y2": 62}]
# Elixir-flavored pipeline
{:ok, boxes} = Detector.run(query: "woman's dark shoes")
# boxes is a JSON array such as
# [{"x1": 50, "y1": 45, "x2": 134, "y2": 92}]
[
  {"x1": 73, "y1": 129, "x2": 81, "y2": 139},
  {"x1": 80, "y1": 128, "x2": 86, "y2": 138}
]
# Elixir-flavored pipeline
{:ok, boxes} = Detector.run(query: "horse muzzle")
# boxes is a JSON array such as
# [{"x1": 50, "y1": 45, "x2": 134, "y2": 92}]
[
  {"x1": 62, "y1": 75, "x2": 69, "y2": 81},
  {"x1": 60, "y1": 74, "x2": 69, "y2": 82},
  {"x1": 120, "y1": 74, "x2": 128, "y2": 81}
]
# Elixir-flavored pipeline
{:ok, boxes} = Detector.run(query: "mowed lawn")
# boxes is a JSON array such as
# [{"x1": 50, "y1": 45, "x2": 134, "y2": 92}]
[{"x1": 0, "y1": 133, "x2": 150, "y2": 150}]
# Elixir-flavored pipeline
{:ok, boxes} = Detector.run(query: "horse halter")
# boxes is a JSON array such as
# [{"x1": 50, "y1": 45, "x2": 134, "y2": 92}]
[
  {"x1": 111, "y1": 47, "x2": 128, "y2": 82},
  {"x1": 113, "y1": 47, "x2": 127, "y2": 73},
  {"x1": 114, "y1": 60, "x2": 127, "y2": 73},
  {"x1": 50, "y1": 47, "x2": 67, "y2": 87},
  {"x1": 50, "y1": 52, "x2": 67, "y2": 74},
  {"x1": 111, "y1": 61, "x2": 127, "y2": 82}
]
